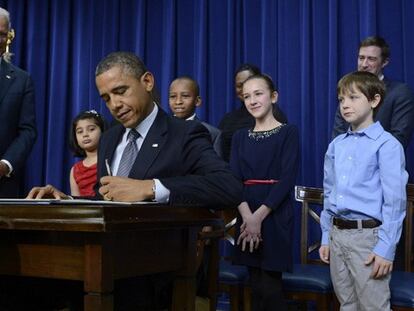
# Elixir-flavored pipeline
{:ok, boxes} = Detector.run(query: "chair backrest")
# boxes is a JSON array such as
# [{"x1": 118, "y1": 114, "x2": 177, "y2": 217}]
[
  {"x1": 405, "y1": 184, "x2": 414, "y2": 272},
  {"x1": 295, "y1": 185, "x2": 324, "y2": 264},
  {"x1": 295, "y1": 184, "x2": 414, "y2": 271}
]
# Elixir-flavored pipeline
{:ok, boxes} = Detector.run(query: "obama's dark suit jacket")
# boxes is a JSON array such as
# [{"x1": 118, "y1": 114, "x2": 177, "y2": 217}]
[{"x1": 97, "y1": 107, "x2": 242, "y2": 207}]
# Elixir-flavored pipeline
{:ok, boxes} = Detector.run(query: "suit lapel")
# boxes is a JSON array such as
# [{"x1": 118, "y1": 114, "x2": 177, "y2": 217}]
[
  {"x1": 0, "y1": 60, "x2": 15, "y2": 104},
  {"x1": 129, "y1": 109, "x2": 168, "y2": 179},
  {"x1": 101, "y1": 125, "x2": 125, "y2": 173}
]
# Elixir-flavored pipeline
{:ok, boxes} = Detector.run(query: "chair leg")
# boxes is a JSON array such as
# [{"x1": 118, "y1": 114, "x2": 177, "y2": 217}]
[
  {"x1": 207, "y1": 240, "x2": 219, "y2": 311},
  {"x1": 243, "y1": 286, "x2": 251, "y2": 311},
  {"x1": 315, "y1": 296, "x2": 330, "y2": 311},
  {"x1": 297, "y1": 301, "x2": 308, "y2": 311},
  {"x1": 229, "y1": 285, "x2": 240, "y2": 311},
  {"x1": 208, "y1": 293, "x2": 217, "y2": 311}
]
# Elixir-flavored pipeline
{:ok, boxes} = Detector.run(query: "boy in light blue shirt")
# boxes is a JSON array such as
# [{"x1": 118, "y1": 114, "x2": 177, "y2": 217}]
[{"x1": 320, "y1": 71, "x2": 408, "y2": 310}]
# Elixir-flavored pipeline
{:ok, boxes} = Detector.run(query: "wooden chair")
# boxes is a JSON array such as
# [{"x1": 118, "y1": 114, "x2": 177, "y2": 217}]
[
  {"x1": 390, "y1": 183, "x2": 414, "y2": 311},
  {"x1": 285, "y1": 184, "x2": 414, "y2": 310},
  {"x1": 282, "y1": 185, "x2": 337, "y2": 311}
]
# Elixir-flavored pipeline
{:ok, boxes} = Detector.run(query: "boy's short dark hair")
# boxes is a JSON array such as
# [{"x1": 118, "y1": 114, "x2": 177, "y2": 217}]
[
  {"x1": 69, "y1": 110, "x2": 106, "y2": 157},
  {"x1": 337, "y1": 71, "x2": 385, "y2": 115},
  {"x1": 172, "y1": 76, "x2": 200, "y2": 97},
  {"x1": 359, "y1": 36, "x2": 390, "y2": 62}
]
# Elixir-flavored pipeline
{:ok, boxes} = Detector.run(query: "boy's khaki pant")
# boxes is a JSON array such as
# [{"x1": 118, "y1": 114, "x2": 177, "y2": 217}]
[{"x1": 330, "y1": 225, "x2": 391, "y2": 311}]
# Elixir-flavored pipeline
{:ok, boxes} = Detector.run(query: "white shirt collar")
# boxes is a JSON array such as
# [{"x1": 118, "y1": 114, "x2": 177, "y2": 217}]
[
  {"x1": 185, "y1": 113, "x2": 197, "y2": 121},
  {"x1": 126, "y1": 103, "x2": 158, "y2": 140},
  {"x1": 111, "y1": 103, "x2": 159, "y2": 176}
]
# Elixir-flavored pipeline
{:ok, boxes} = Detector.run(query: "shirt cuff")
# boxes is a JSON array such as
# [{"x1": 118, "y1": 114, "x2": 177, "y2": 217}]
[
  {"x1": 373, "y1": 240, "x2": 396, "y2": 262},
  {"x1": 321, "y1": 231, "x2": 330, "y2": 246},
  {"x1": 0, "y1": 159, "x2": 13, "y2": 177},
  {"x1": 154, "y1": 179, "x2": 170, "y2": 203}
]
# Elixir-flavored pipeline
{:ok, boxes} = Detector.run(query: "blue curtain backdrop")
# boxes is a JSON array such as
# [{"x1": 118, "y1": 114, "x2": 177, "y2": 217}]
[{"x1": 1, "y1": 0, "x2": 413, "y2": 260}]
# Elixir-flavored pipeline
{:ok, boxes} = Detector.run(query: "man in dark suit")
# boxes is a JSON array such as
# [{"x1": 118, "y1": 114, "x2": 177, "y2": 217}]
[
  {"x1": 168, "y1": 76, "x2": 222, "y2": 157},
  {"x1": 28, "y1": 52, "x2": 241, "y2": 206},
  {"x1": 332, "y1": 36, "x2": 414, "y2": 149},
  {"x1": 0, "y1": 7, "x2": 37, "y2": 198}
]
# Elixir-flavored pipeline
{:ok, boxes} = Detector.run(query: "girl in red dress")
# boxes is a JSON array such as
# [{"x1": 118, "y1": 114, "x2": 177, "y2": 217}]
[{"x1": 69, "y1": 110, "x2": 105, "y2": 196}]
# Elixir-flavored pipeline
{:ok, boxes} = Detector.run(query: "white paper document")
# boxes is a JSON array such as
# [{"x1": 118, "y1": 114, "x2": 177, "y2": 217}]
[{"x1": 0, "y1": 199, "x2": 152, "y2": 205}]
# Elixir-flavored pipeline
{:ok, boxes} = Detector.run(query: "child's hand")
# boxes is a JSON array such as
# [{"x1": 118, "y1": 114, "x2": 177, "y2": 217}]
[
  {"x1": 319, "y1": 245, "x2": 330, "y2": 264},
  {"x1": 237, "y1": 202, "x2": 252, "y2": 236},
  {"x1": 365, "y1": 253, "x2": 393, "y2": 279},
  {"x1": 237, "y1": 213, "x2": 262, "y2": 252},
  {"x1": 240, "y1": 221, "x2": 247, "y2": 233},
  {"x1": 238, "y1": 232, "x2": 261, "y2": 253}
]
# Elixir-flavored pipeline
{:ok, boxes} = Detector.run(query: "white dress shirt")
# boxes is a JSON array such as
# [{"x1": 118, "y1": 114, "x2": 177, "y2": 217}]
[{"x1": 111, "y1": 103, "x2": 169, "y2": 202}]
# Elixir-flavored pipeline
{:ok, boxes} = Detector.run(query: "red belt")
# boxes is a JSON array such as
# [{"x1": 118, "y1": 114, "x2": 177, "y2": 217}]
[{"x1": 243, "y1": 179, "x2": 279, "y2": 185}]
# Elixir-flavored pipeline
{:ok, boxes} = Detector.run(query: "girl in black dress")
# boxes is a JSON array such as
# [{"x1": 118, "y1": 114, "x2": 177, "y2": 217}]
[{"x1": 230, "y1": 74, "x2": 299, "y2": 311}]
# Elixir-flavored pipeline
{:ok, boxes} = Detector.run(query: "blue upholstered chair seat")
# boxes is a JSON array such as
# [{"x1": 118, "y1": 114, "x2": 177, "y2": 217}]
[
  {"x1": 390, "y1": 271, "x2": 414, "y2": 308},
  {"x1": 219, "y1": 260, "x2": 249, "y2": 285},
  {"x1": 283, "y1": 264, "x2": 333, "y2": 293}
]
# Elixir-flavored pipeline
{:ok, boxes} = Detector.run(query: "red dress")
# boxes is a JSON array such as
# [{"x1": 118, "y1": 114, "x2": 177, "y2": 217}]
[{"x1": 72, "y1": 161, "x2": 97, "y2": 196}]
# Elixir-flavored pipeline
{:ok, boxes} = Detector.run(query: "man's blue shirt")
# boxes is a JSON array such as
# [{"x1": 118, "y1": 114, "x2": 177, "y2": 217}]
[{"x1": 321, "y1": 121, "x2": 408, "y2": 261}]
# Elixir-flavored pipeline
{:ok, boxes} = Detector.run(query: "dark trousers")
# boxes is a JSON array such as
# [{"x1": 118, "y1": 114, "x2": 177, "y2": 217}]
[
  {"x1": 115, "y1": 274, "x2": 173, "y2": 311},
  {"x1": 249, "y1": 267, "x2": 287, "y2": 311}
]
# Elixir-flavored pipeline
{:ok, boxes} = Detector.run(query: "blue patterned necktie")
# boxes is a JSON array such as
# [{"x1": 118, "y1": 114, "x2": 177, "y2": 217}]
[{"x1": 116, "y1": 129, "x2": 140, "y2": 177}]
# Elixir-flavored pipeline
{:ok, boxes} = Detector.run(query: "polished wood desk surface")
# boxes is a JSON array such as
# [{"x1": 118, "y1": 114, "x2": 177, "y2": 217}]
[
  {"x1": 0, "y1": 202, "x2": 222, "y2": 311},
  {"x1": 0, "y1": 201, "x2": 221, "y2": 231}
]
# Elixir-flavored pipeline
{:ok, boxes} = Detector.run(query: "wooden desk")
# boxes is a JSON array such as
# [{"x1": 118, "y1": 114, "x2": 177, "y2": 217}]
[{"x1": 0, "y1": 202, "x2": 222, "y2": 311}]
